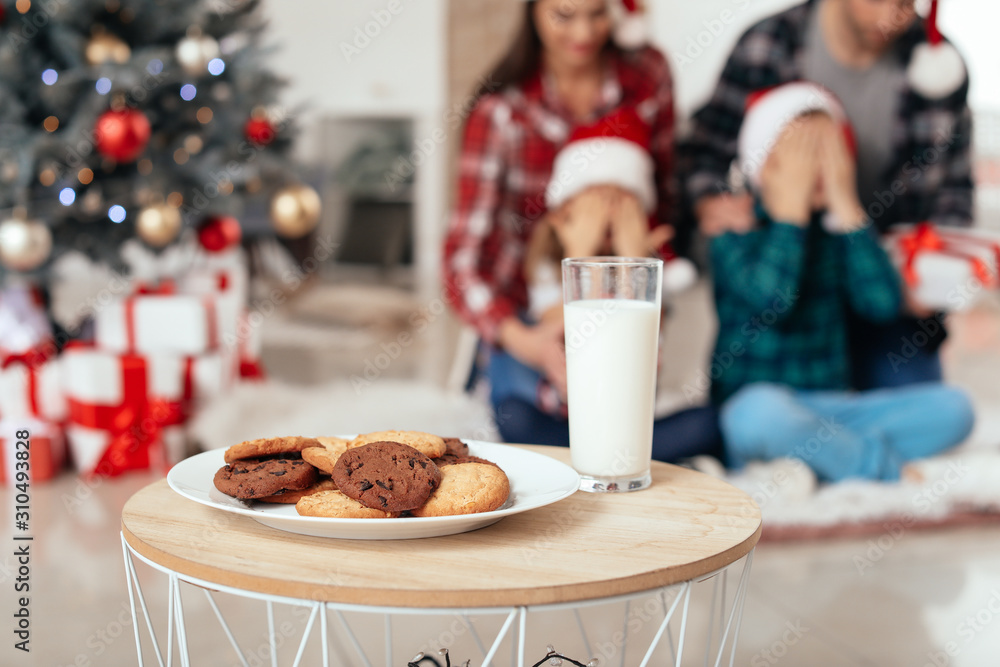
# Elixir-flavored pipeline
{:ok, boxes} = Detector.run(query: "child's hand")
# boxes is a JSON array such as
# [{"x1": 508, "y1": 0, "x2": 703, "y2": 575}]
[
  {"x1": 609, "y1": 190, "x2": 651, "y2": 256},
  {"x1": 551, "y1": 186, "x2": 613, "y2": 257},
  {"x1": 760, "y1": 120, "x2": 821, "y2": 226},
  {"x1": 609, "y1": 191, "x2": 674, "y2": 257},
  {"x1": 819, "y1": 123, "x2": 867, "y2": 232}
]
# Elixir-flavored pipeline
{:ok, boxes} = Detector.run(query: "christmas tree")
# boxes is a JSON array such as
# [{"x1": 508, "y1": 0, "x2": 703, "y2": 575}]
[{"x1": 0, "y1": 0, "x2": 320, "y2": 280}]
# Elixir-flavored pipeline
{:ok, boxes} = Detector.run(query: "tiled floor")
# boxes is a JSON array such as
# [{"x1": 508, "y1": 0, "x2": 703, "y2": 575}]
[{"x1": 4, "y1": 283, "x2": 1000, "y2": 666}]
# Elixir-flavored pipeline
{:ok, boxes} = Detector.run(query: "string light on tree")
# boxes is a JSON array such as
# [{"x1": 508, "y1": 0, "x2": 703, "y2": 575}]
[
  {"x1": 0, "y1": 215, "x2": 52, "y2": 271},
  {"x1": 270, "y1": 183, "x2": 321, "y2": 238}
]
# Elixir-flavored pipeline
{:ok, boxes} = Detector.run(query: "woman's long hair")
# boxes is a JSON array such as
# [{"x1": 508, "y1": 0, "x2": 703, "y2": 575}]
[{"x1": 473, "y1": 1, "x2": 622, "y2": 101}]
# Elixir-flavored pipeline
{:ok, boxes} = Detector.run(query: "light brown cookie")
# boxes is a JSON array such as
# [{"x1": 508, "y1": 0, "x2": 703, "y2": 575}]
[
  {"x1": 257, "y1": 478, "x2": 339, "y2": 504},
  {"x1": 295, "y1": 490, "x2": 400, "y2": 519},
  {"x1": 349, "y1": 430, "x2": 447, "y2": 459},
  {"x1": 224, "y1": 436, "x2": 322, "y2": 463},
  {"x1": 411, "y1": 462, "x2": 510, "y2": 517},
  {"x1": 301, "y1": 437, "x2": 350, "y2": 474}
]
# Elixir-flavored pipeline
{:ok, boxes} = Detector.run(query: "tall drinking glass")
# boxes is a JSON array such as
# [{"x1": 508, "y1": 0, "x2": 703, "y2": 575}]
[{"x1": 562, "y1": 257, "x2": 662, "y2": 492}]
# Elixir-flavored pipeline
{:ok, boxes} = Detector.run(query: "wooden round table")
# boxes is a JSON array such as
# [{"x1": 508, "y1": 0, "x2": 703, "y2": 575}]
[{"x1": 121, "y1": 445, "x2": 761, "y2": 667}]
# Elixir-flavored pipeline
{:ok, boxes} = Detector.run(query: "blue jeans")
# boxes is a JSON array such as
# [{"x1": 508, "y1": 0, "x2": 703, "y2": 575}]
[
  {"x1": 720, "y1": 382, "x2": 975, "y2": 482},
  {"x1": 488, "y1": 349, "x2": 724, "y2": 462}
]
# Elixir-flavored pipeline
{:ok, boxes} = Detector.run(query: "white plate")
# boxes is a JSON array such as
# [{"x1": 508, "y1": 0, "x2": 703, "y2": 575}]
[{"x1": 167, "y1": 441, "x2": 580, "y2": 540}]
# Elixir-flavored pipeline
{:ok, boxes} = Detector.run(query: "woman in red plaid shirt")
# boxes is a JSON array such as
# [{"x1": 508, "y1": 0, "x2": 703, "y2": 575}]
[{"x1": 443, "y1": 0, "x2": 722, "y2": 460}]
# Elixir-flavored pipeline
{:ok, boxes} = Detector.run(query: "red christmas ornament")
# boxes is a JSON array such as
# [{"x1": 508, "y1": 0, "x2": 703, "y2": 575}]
[
  {"x1": 0, "y1": 4, "x2": 6, "y2": 26},
  {"x1": 244, "y1": 117, "x2": 276, "y2": 146},
  {"x1": 197, "y1": 215, "x2": 242, "y2": 253},
  {"x1": 95, "y1": 108, "x2": 151, "y2": 163}
]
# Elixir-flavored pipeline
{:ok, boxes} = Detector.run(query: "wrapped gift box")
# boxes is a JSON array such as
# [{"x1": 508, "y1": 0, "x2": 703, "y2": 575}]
[
  {"x1": 179, "y1": 247, "x2": 249, "y2": 354},
  {"x1": 61, "y1": 347, "x2": 191, "y2": 477},
  {"x1": 0, "y1": 356, "x2": 67, "y2": 423},
  {"x1": 94, "y1": 290, "x2": 221, "y2": 355},
  {"x1": 0, "y1": 419, "x2": 66, "y2": 483},
  {"x1": 884, "y1": 223, "x2": 1000, "y2": 311}
]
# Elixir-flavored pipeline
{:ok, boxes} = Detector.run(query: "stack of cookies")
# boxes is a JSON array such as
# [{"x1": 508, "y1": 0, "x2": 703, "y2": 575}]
[{"x1": 213, "y1": 430, "x2": 510, "y2": 518}]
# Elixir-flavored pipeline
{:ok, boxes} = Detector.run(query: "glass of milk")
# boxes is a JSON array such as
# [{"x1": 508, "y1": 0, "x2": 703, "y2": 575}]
[{"x1": 562, "y1": 257, "x2": 662, "y2": 492}]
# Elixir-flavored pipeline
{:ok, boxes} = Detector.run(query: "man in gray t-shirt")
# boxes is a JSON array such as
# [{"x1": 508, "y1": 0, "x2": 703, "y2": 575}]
[
  {"x1": 801, "y1": 2, "x2": 899, "y2": 212},
  {"x1": 680, "y1": 0, "x2": 973, "y2": 392}
]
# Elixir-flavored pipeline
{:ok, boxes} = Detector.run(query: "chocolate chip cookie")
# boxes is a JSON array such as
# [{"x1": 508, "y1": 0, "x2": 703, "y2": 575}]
[
  {"x1": 213, "y1": 456, "x2": 319, "y2": 500},
  {"x1": 332, "y1": 441, "x2": 442, "y2": 512},
  {"x1": 257, "y1": 478, "x2": 339, "y2": 504},
  {"x1": 434, "y1": 454, "x2": 500, "y2": 468}
]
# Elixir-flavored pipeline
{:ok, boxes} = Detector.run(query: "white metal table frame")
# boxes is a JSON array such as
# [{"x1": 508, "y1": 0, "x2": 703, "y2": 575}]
[{"x1": 122, "y1": 532, "x2": 755, "y2": 667}]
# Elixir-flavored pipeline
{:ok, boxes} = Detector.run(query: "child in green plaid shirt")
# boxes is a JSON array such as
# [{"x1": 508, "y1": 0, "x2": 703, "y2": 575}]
[{"x1": 712, "y1": 83, "x2": 974, "y2": 482}]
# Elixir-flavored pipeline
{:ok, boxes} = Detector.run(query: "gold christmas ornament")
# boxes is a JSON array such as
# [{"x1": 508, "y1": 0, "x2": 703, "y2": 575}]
[
  {"x1": 136, "y1": 203, "x2": 182, "y2": 247},
  {"x1": 269, "y1": 184, "x2": 321, "y2": 238},
  {"x1": 176, "y1": 33, "x2": 220, "y2": 75},
  {"x1": 0, "y1": 216, "x2": 52, "y2": 271},
  {"x1": 85, "y1": 32, "x2": 131, "y2": 65}
]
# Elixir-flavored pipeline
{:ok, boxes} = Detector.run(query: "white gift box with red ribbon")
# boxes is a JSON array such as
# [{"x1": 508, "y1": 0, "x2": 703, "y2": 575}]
[
  {"x1": 94, "y1": 283, "x2": 221, "y2": 356},
  {"x1": 884, "y1": 223, "x2": 1000, "y2": 311},
  {"x1": 61, "y1": 346, "x2": 195, "y2": 477},
  {"x1": 0, "y1": 418, "x2": 66, "y2": 484},
  {"x1": 0, "y1": 356, "x2": 67, "y2": 423},
  {"x1": 179, "y1": 247, "x2": 249, "y2": 353}
]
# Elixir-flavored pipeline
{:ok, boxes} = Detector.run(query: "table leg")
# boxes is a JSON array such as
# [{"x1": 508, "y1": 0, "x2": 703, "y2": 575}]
[
  {"x1": 171, "y1": 574, "x2": 192, "y2": 667},
  {"x1": 291, "y1": 603, "x2": 318, "y2": 667},
  {"x1": 203, "y1": 589, "x2": 250, "y2": 667},
  {"x1": 385, "y1": 614, "x2": 393, "y2": 666},
  {"x1": 321, "y1": 604, "x2": 330, "y2": 667},
  {"x1": 334, "y1": 608, "x2": 374, "y2": 667},
  {"x1": 266, "y1": 601, "x2": 278, "y2": 667},
  {"x1": 121, "y1": 535, "x2": 147, "y2": 667},
  {"x1": 121, "y1": 535, "x2": 167, "y2": 667}
]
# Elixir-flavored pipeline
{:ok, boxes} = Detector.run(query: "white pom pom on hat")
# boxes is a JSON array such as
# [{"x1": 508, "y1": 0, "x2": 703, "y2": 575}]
[
  {"x1": 906, "y1": 0, "x2": 966, "y2": 99},
  {"x1": 613, "y1": 0, "x2": 649, "y2": 50}
]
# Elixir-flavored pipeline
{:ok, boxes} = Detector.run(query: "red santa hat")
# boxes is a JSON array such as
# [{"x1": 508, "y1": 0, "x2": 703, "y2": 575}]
[
  {"x1": 545, "y1": 107, "x2": 698, "y2": 292},
  {"x1": 906, "y1": 0, "x2": 965, "y2": 99},
  {"x1": 737, "y1": 82, "x2": 855, "y2": 190},
  {"x1": 546, "y1": 106, "x2": 656, "y2": 213}
]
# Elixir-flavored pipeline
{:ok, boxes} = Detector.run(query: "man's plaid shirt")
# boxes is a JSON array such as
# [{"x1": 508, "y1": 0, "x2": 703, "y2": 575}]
[
  {"x1": 679, "y1": 0, "x2": 973, "y2": 232},
  {"x1": 710, "y1": 208, "x2": 903, "y2": 404},
  {"x1": 443, "y1": 48, "x2": 676, "y2": 344}
]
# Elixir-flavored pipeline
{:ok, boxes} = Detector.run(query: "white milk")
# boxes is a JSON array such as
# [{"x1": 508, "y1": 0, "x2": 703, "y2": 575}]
[{"x1": 564, "y1": 299, "x2": 659, "y2": 478}]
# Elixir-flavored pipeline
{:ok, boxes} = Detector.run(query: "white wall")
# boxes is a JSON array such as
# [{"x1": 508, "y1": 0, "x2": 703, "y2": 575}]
[{"x1": 261, "y1": 0, "x2": 446, "y2": 162}]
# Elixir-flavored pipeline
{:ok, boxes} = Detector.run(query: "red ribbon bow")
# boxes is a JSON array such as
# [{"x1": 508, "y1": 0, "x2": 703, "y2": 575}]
[
  {"x1": 898, "y1": 222, "x2": 994, "y2": 289},
  {"x1": 0, "y1": 342, "x2": 57, "y2": 418},
  {"x1": 67, "y1": 354, "x2": 187, "y2": 479}
]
